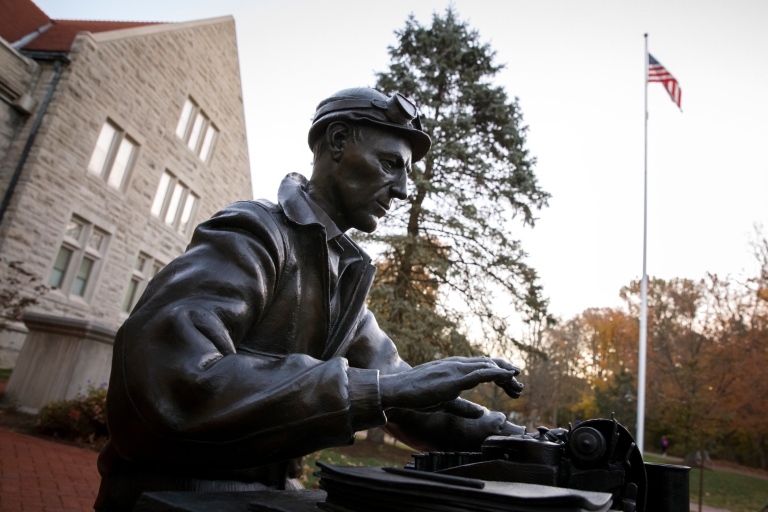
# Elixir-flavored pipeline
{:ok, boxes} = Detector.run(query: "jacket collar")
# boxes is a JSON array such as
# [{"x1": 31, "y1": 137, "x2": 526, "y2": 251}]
[
  {"x1": 278, "y1": 173, "x2": 372, "y2": 263},
  {"x1": 278, "y1": 173, "x2": 342, "y2": 241}
]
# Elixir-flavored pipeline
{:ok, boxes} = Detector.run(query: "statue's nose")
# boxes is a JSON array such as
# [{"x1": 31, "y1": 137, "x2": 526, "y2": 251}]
[{"x1": 391, "y1": 169, "x2": 408, "y2": 200}]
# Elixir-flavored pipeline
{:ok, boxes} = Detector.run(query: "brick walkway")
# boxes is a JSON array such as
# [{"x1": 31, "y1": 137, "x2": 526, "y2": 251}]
[{"x1": 0, "y1": 428, "x2": 100, "y2": 512}]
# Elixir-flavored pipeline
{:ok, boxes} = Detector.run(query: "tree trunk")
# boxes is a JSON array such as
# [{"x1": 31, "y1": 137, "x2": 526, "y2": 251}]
[
  {"x1": 393, "y1": 154, "x2": 435, "y2": 318},
  {"x1": 392, "y1": 94, "x2": 440, "y2": 322},
  {"x1": 366, "y1": 427, "x2": 386, "y2": 444},
  {"x1": 697, "y1": 436, "x2": 705, "y2": 512}
]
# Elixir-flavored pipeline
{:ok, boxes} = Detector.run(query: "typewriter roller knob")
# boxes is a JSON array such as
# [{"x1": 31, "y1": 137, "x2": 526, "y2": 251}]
[{"x1": 569, "y1": 426, "x2": 606, "y2": 462}]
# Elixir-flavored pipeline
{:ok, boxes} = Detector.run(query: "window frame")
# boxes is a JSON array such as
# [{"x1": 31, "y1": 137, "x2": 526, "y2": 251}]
[
  {"x1": 175, "y1": 97, "x2": 219, "y2": 163},
  {"x1": 121, "y1": 252, "x2": 165, "y2": 314},
  {"x1": 87, "y1": 119, "x2": 140, "y2": 191},
  {"x1": 47, "y1": 216, "x2": 110, "y2": 303},
  {"x1": 150, "y1": 170, "x2": 199, "y2": 236}
]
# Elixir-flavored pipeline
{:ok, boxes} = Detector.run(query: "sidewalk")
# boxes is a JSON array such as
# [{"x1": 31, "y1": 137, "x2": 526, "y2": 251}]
[
  {"x1": 646, "y1": 451, "x2": 768, "y2": 482},
  {"x1": 690, "y1": 505, "x2": 733, "y2": 512},
  {"x1": 0, "y1": 428, "x2": 100, "y2": 512}
]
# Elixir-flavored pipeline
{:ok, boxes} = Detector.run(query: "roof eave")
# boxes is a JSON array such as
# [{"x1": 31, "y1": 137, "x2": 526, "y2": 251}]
[
  {"x1": 19, "y1": 49, "x2": 71, "y2": 63},
  {"x1": 89, "y1": 15, "x2": 233, "y2": 44}
]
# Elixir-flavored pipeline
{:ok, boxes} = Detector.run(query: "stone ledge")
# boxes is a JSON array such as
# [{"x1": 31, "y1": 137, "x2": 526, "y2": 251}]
[{"x1": 22, "y1": 311, "x2": 117, "y2": 345}]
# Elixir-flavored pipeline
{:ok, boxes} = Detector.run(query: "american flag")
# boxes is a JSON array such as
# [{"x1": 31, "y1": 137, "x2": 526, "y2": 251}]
[{"x1": 648, "y1": 54, "x2": 682, "y2": 110}]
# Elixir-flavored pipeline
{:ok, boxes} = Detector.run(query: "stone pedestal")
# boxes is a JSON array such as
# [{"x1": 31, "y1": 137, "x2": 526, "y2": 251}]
[
  {"x1": 1, "y1": 312, "x2": 116, "y2": 413},
  {"x1": 0, "y1": 321, "x2": 29, "y2": 369}
]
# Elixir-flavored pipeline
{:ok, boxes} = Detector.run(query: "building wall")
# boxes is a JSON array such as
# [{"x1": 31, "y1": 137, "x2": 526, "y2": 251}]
[
  {"x1": 0, "y1": 17, "x2": 252, "y2": 365},
  {"x1": 0, "y1": 38, "x2": 40, "y2": 200},
  {"x1": 0, "y1": 39, "x2": 47, "y2": 367}
]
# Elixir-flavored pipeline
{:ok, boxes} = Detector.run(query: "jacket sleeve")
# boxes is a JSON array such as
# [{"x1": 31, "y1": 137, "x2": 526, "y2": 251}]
[
  {"x1": 344, "y1": 310, "x2": 514, "y2": 452},
  {"x1": 106, "y1": 201, "x2": 385, "y2": 472}
]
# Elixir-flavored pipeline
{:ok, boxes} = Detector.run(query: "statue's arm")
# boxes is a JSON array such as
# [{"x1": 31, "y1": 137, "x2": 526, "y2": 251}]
[
  {"x1": 345, "y1": 310, "x2": 524, "y2": 452},
  {"x1": 107, "y1": 202, "x2": 385, "y2": 471}
]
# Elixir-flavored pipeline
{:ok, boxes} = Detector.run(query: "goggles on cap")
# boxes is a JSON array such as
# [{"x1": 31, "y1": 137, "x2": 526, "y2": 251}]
[{"x1": 313, "y1": 92, "x2": 423, "y2": 131}]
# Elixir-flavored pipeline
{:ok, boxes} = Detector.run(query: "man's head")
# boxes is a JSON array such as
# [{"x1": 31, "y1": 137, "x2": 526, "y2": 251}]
[{"x1": 307, "y1": 88, "x2": 431, "y2": 233}]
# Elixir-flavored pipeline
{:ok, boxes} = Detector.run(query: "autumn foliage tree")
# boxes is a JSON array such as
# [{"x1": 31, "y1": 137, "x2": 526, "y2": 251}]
[
  {"x1": 618, "y1": 277, "x2": 739, "y2": 456},
  {"x1": 0, "y1": 258, "x2": 48, "y2": 326},
  {"x1": 501, "y1": 308, "x2": 638, "y2": 431},
  {"x1": 501, "y1": 259, "x2": 768, "y2": 468},
  {"x1": 471, "y1": 230, "x2": 768, "y2": 469}
]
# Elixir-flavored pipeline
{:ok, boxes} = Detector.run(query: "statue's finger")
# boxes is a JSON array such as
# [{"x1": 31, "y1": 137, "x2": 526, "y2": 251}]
[
  {"x1": 491, "y1": 358, "x2": 521, "y2": 375},
  {"x1": 454, "y1": 360, "x2": 502, "y2": 375},
  {"x1": 495, "y1": 377, "x2": 524, "y2": 398},
  {"x1": 500, "y1": 422, "x2": 526, "y2": 436},
  {"x1": 441, "y1": 398, "x2": 486, "y2": 419},
  {"x1": 461, "y1": 367, "x2": 510, "y2": 386}
]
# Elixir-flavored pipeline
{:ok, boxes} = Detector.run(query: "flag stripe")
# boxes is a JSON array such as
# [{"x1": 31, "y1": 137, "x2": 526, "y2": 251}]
[{"x1": 647, "y1": 54, "x2": 682, "y2": 109}]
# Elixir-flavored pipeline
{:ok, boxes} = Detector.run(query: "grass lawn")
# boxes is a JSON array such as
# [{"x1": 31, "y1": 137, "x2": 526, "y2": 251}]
[
  {"x1": 644, "y1": 454, "x2": 768, "y2": 512},
  {"x1": 300, "y1": 437, "x2": 414, "y2": 489},
  {"x1": 300, "y1": 447, "x2": 403, "y2": 489}
]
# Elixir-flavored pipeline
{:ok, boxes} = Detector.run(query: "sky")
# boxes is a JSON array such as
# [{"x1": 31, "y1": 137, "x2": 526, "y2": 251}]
[{"x1": 36, "y1": 0, "x2": 768, "y2": 319}]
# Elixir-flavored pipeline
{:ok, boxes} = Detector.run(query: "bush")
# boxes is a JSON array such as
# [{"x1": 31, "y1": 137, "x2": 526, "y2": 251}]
[{"x1": 37, "y1": 382, "x2": 108, "y2": 443}]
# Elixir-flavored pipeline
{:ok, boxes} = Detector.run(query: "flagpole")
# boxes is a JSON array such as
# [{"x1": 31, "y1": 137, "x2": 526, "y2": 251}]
[{"x1": 637, "y1": 33, "x2": 649, "y2": 455}]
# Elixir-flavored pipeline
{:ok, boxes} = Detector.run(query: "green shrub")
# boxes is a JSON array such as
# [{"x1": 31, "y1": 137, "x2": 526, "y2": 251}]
[{"x1": 37, "y1": 382, "x2": 108, "y2": 443}]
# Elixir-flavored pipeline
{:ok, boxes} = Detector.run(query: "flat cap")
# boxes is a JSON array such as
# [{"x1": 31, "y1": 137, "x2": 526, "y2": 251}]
[{"x1": 308, "y1": 87, "x2": 432, "y2": 163}]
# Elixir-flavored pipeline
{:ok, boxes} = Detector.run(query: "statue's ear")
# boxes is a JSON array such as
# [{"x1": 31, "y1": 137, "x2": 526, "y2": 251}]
[{"x1": 326, "y1": 121, "x2": 350, "y2": 162}]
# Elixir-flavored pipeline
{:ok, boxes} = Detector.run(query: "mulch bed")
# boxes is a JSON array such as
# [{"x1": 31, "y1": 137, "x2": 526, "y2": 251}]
[{"x1": 0, "y1": 406, "x2": 107, "y2": 453}]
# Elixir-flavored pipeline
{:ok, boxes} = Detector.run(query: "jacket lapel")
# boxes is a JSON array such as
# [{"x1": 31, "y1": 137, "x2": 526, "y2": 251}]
[
  {"x1": 322, "y1": 261, "x2": 376, "y2": 361},
  {"x1": 277, "y1": 173, "x2": 376, "y2": 361}
]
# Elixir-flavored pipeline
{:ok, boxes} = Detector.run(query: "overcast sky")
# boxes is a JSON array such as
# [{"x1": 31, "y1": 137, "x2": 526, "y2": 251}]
[{"x1": 36, "y1": 0, "x2": 768, "y2": 319}]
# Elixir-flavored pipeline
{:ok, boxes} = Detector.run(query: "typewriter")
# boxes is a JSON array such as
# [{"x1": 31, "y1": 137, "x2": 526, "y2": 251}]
[{"x1": 405, "y1": 415, "x2": 689, "y2": 512}]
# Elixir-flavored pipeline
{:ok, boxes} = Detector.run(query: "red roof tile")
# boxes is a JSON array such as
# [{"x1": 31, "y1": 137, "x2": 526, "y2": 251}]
[
  {"x1": 0, "y1": 0, "x2": 51, "y2": 45},
  {"x1": 0, "y1": 0, "x2": 164, "y2": 53},
  {"x1": 23, "y1": 19, "x2": 162, "y2": 51}
]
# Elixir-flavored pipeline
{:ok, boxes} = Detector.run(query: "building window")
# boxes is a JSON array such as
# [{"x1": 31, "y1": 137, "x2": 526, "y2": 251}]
[
  {"x1": 48, "y1": 247, "x2": 73, "y2": 288},
  {"x1": 150, "y1": 170, "x2": 199, "y2": 235},
  {"x1": 175, "y1": 98, "x2": 218, "y2": 162},
  {"x1": 121, "y1": 253, "x2": 165, "y2": 313},
  {"x1": 47, "y1": 216, "x2": 109, "y2": 300},
  {"x1": 87, "y1": 120, "x2": 138, "y2": 190}
]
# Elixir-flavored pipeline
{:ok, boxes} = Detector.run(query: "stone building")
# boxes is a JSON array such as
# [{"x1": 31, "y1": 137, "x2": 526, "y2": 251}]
[{"x1": 0, "y1": 0, "x2": 252, "y2": 410}]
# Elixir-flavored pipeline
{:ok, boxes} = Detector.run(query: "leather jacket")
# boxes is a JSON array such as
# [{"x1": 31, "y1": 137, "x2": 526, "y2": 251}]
[{"x1": 96, "y1": 173, "x2": 508, "y2": 509}]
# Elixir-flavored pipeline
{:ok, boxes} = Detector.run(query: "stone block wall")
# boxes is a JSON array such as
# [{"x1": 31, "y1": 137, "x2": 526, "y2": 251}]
[
  {"x1": 0, "y1": 17, "x2": 252, "y2": 367},
  {"x1": 0, "y1": 38, "x2": 40, "y2": 204}
]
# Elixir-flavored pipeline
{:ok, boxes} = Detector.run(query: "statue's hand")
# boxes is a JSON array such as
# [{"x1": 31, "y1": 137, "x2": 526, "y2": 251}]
[
  {"x1": 463, "y1": 414, "x2": 526, "y2": 444},
  {"x1": 453, "y1": 411, "x2": 526, "y2": 445},
  {"x1": 379, "y1": 356, "x2": 522, "y2": 418},
  {"x1": 491, "y1": 358, "x2": 525, "y2": 399}
]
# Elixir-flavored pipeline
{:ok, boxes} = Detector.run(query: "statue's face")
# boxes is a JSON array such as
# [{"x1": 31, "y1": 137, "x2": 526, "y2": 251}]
[{"x1": 334, "y1": 126, "x2": 412, "y2": 233}]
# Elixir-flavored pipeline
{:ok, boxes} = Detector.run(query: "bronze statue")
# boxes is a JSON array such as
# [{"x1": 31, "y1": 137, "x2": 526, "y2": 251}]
[{"x1": 94, "y1": 88, "x2": 525, "y2": 512}]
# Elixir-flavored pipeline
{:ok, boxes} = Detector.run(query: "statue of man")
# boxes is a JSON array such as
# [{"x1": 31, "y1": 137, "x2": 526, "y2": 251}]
[{"x1": 95, "y1": 88, "x2": 525, "y2": 511}]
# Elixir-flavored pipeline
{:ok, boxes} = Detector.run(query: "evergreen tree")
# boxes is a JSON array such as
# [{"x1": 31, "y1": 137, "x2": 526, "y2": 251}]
[{"x1": 365, "y1": 8, "x2": 551, "y2": 365}]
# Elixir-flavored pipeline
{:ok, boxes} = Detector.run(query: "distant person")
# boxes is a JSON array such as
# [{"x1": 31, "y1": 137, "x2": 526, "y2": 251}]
[{"x1": 661, "y1": 435, "x2": 669, "y2": 456}]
